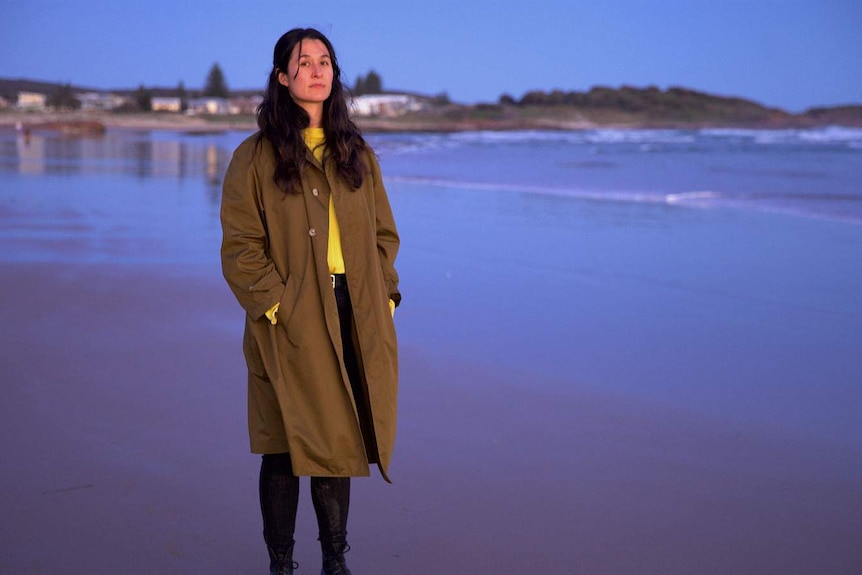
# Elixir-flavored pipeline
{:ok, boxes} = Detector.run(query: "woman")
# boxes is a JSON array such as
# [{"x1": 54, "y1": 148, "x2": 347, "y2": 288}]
[{"x1": 220, "y1": 28, "x2": 401, "y2": 575}]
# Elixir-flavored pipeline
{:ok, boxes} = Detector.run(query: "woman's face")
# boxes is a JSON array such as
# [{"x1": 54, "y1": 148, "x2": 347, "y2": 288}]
[{"x1": 278, "y1": 38, "x2": 333, "y2": 112}]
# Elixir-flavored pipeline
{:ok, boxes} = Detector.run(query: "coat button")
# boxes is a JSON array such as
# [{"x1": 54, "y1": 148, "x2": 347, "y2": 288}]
[
  {"x1": 308, "y1": 228, "x2": 317, "y2": 236},
  {"x1": 312, "y1": 188, "x2": 319, "y2": 196}
]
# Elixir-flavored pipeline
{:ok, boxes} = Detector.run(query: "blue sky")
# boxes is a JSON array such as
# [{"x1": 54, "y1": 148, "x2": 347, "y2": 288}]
[{"x1": 2, "y1": 0, "x2": 860, "y2": 112}]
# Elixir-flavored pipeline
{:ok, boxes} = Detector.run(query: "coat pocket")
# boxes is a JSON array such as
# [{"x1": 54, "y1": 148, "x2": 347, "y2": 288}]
[
  {"x1": 279, "y1": 274, "x2": 304, "y2": 346},
  {"x1": 242, "y1": 322, "x2": 268, "y2": 379}
]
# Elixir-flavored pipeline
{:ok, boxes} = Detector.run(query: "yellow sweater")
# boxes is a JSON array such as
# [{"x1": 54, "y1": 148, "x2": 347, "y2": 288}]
[
  {"x1": 304, "y1": 128, "x2": 345, "y2": 274},
  {"x1": 265, "y1": 129, "x2": 393, "y2": 324}
]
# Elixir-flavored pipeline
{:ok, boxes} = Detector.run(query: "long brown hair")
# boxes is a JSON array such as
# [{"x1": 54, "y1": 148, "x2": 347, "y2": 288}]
[{"x1": 257, "y1": 28, "x2": 367, "y2": 193}]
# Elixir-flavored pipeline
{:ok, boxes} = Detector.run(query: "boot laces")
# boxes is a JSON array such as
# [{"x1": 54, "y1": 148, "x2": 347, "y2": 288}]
[
  {"x1": 322, "y1": 543, "x2": 352, "y2": 575},
  {"x1": 269, "y1": 548, "x2": 299, "y2": 575}
]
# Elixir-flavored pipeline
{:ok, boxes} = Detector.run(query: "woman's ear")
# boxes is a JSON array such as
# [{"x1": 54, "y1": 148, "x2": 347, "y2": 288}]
[{"x1": 276, "y1": 70, "x2": 290, "y2": 88}]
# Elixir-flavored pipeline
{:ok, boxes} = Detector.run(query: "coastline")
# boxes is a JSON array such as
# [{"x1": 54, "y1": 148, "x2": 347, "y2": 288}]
[
  {"x1": 0, "y1": 110, "x2": 601, "y2": 135},
  {"x1": 2, "y1": 108, "x2": 860, "y2": 135},
  {"x1": 0, "y1": 110, "x2": 257, "y2": 134}
]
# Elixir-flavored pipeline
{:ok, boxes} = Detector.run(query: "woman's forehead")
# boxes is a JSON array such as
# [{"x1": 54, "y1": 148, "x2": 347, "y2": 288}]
[{"x1": 293, "y1": 39, "x2": 330, "y2": 59}]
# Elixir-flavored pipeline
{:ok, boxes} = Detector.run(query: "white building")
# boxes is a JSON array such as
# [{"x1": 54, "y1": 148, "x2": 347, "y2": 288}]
[
  {"x1": 78, "y1": 92, "x2": 126, "y2": 112},
  {"x1": 350, "y1": 94, "x2": 424, "y2": 117},
  {"x1": 229, "y1": 94, "x2": 264, "y2": 115},
  {"x1": 17, "y1": 92, "x2": 48, "y2": 111},
  {"x1": 186, "y1": 97, "x2": 230, "y2": 115},
  {"x1": 151, "y1": 97, "x2": 183, "y2": 113}
]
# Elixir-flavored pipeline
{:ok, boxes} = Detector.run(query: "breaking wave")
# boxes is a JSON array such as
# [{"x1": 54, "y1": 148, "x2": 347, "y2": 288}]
[
  {"x1": 387, "y1": 175, "x2": 862, "y2": 224},
  {"x1": 372, "y1": 126, "x2": 862, "y2": 153}
]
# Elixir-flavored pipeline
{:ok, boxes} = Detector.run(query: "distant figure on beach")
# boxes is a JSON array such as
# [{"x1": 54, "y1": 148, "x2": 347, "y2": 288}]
[{"x1": 220, "y1": 28, "x2": 401, "y2": 575}]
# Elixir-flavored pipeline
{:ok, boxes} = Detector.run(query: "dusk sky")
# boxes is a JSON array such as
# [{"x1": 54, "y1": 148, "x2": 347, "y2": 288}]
[{"x1": 2, "y1": 0, "x2": 861, "y2": 112}]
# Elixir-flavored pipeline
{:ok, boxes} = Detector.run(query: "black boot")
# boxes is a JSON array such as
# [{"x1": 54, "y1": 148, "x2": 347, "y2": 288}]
[
  {"x1": 261, "y1": 454, "x2": 300, "y2": 574},
  {"x1": 267, "y1": 544, "x2": 298, "y2": 575},
  {"x1": 311, "y1": 477, "x2": 352, "y2": 575},
  {"x1": 319, "y1": 539, "x2": 352, "y2": 575}
]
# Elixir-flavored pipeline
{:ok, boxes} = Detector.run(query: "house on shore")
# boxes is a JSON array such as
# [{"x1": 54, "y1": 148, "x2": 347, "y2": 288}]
[
  {"x1": 16, "y1": 92, "x2": 48, "y2": 111},
  {"x1": 350, "y1": 94, "x2": 425, "y2": 117},
  {"x1": 186, "y1": 97, "x2": 230, "y2": 115},
  {"x1": 230, "y1": 94, "x2": 264, "y2": 115},
  {"x1": 151, "y1": 97, "x2": 183, "y2": 113},
  {"x1": 78, "y1": 92, "x2": 126, "y2": 112}
]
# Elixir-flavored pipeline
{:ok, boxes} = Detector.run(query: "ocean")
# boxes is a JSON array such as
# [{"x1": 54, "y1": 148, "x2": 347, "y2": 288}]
[
  {"x1": 374, "y1": 126, "x2": 862, "y2": 223},
  {"x1": 2, "y1": 125, "x2": 861, "y2": 448}
]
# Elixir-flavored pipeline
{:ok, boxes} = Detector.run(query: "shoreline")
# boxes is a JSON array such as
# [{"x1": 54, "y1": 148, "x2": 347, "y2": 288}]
[
  {"x1": 2, "y1": 109, "x2": 860, "y2": 135},
  {"x1": 0, "y1": 110, "x2": 257, "y2": 134}
]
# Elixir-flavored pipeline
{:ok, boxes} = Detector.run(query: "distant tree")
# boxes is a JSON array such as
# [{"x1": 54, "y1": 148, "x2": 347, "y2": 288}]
[
  {"x1": 364, "y1": 70, "x2": 382, "y2": 94},
  {"x1": 547, "y1": 89, "x2": 567, "y2": 106},
  {"x1": 47, "y1": 83, "x2": 81, "y2": 110},
  {"x1": 354, "y1": 75, "x2": 366, "y2": 96},
  {"x1": 353, "y1": 70, "x2": 382, "y2": 96},
  {"x1": 177, "y1": 81, "x2": 188, "y2": 111},
  {"x1": 203, "y1": 63, "x2": 229, "y2": 98},
  {"x1": 2, "y1": 90, "x2": 18, "y2": 105},
  {"x1": 431, "y1": 92, "x2": 450, "y2": 105},
  {"x1": 519, "y1": 90, "x2": 550, "y2": 106},
  {"x1": 135, "y1": 84, "x2": 152, "y2": 111},
  {"x1": 499, "y1": 93, "x2": 516, "y2": 106}
]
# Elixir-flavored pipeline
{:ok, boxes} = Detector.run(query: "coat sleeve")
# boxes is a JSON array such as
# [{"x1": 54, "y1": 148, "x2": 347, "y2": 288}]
[
  {"x1": 368, "y1": 151, "x2": 401, "y2": 307},
  {"x1": 220, "y1": 140, "x2": 284, "y2": 320}
]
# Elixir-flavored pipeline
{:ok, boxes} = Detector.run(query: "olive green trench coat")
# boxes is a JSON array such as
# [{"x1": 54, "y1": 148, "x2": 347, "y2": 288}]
[{"x1": 220, "y1": 133, "x2": 400, "y2": 479}]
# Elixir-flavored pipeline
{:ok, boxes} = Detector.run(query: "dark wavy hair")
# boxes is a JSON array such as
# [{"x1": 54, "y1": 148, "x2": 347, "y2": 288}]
[{"x1": 257, "y1": 28, "x2": 367, "y2": 193}]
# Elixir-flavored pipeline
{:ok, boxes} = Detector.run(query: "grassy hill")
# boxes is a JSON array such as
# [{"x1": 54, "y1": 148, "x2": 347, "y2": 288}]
[{"x1": 361, "y1": 86, "x2": 862, "y2": 131}]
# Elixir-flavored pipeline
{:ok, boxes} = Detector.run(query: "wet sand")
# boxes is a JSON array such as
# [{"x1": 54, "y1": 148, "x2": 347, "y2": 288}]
[{"x1": 2, "y1": 258, "x2": 861, "y2": 574}]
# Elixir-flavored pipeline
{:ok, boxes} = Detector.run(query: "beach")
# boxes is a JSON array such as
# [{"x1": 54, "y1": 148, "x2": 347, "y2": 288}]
[
  {"x1": 3, "y1": 262, "x2": 861, "y2": 574},
  {"x1": 2, "y1": 126, "x2": 862, "y2": 574}
]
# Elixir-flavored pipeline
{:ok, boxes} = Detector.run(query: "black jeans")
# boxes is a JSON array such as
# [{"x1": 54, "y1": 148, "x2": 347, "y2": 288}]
[
  {"x1": 260, "y1": 453, "x2": 350, "y2": 552},
  {"x1": 333, "y1": 274, "x2": 378, "y2": 464}
]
